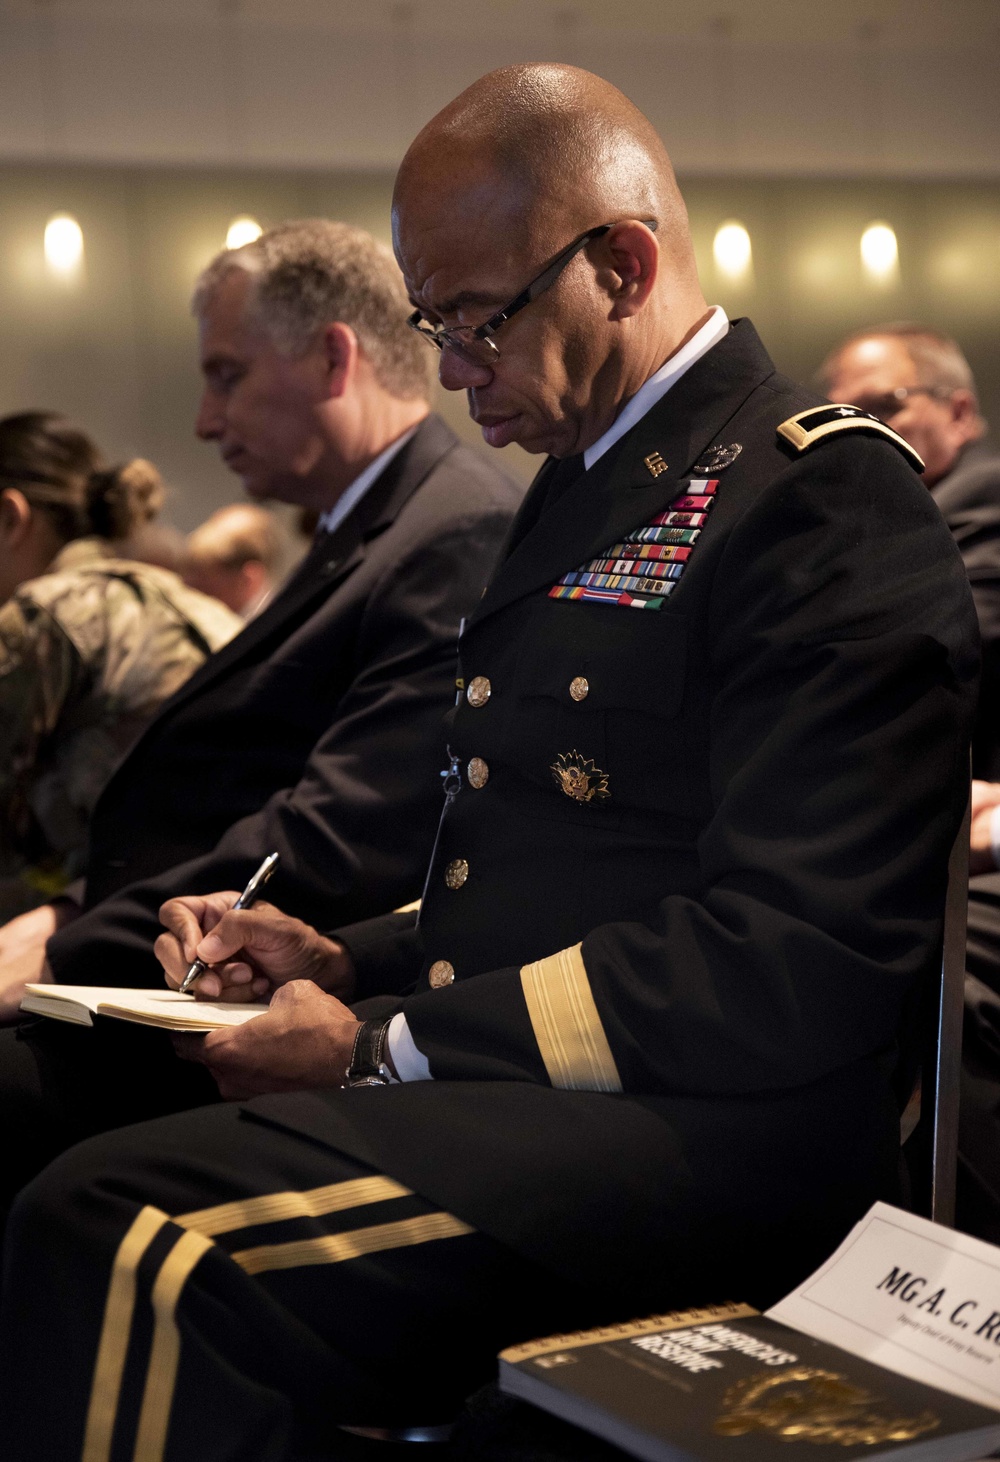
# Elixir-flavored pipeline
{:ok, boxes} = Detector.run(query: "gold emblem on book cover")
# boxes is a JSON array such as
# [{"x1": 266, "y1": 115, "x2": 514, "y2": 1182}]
[
  {"x1": 714, "y1": 1369, "x2": 939, "y2": 1447},
  {"x1": 551, "y1": 751, "x2": 610, "y2": 804}
]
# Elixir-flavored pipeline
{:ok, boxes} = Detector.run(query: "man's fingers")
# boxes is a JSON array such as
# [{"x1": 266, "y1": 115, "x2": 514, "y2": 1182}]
[
  {"x1": 196, "y1": 903, "x2": 285, "y2": 965},
  {"x1": 158, "y1": 893, "x2": 242, "y2": 963},
  {"x1": 192, "y1": 964, "x2": 269, "y2": 1003},
  {"x1": 154, "y1": 932, "x2": 189, "y2": 988}
]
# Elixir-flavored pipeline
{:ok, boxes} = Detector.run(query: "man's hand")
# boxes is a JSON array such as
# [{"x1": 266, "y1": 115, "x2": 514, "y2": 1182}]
[
  {"x1": 173, "y1": 980, "x2": 361, "y2": 1099},
  {"x1": 156, "y1": 892, "x2": 356, "y2": 1003},
  {"x1": 0, "y1": 900, "x2": 79, "y2": 1024},
  {"x1": 971, "y1": 780, "x2": 1000, "y2": 876}
]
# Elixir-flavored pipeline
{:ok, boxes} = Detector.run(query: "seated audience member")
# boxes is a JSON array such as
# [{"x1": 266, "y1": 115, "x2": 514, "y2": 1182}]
[
  {"x1": 819, "y1": 323, "x2": 1000, "y2": 777},
  {"x1": 183, "y1": 502, "x2": 285, "y2": 618},
  {"x1": 820, "y1": 325, "x2": 1000, "y2": 1244},
  {"x1": 0, "y1": 67, "x2": 977, "y2": 1462},
  {"x1": 0, "y1": 413, "x2": 239, "y2": 922},
  {"x1": 0, "y1": 219, "x2": 520, "y2": 1046}
]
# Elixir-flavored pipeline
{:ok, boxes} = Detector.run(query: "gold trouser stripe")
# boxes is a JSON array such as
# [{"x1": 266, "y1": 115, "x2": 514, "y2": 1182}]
[
  {"x1": 231, "y1": 1210, "x2": 475, "y2": 1277},
  {"x1": 176, "y1": 1175, "x2": 413, "y2": 1237},
  {"x1": 85, "y1": 1178, "x2": 473, "y2": 1462},
  {"x1": 82, "y1": 1206, "x2": 172, "y2": 1462},
  {"x1": 393, "y1": 899, "x2": 421, "y2": 915},
  {"x1": 520, "y1": 943, "x2": 622, "y2": 1093},
  {"x1": 132, "y1": 1230, "x2": 214, "y2": 1462}
]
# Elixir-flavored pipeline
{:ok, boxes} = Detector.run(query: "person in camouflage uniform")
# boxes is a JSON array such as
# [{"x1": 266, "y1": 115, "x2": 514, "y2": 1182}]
[{"x1": 0, "y1": 413, "x2": 240, "y2": 920}]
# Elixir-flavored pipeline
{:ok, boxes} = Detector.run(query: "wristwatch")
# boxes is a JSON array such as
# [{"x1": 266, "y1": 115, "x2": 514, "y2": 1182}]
[{"x1": 345, "y1": 1017, "x2": 395, "y2": 1088}]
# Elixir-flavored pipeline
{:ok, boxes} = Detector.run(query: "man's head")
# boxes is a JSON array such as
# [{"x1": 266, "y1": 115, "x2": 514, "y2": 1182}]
[
  {"x1": 193, "y1": 220, "x2": 431, "y2": 508},
  {"x1": 818, "y1": 324, "x2": 985, "y2": 487},
  {"x1": 393, "y1": 64, "x2": 709, "y2": 459},
  {"x1": 183, "y1": 503, "x2": 284, "y2": 617}
]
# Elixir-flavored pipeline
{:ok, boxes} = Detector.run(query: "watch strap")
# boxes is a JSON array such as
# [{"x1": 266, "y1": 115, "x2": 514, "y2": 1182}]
[{"x1": 346, "y1": 1017, "x2": 395, "y2": 1087}]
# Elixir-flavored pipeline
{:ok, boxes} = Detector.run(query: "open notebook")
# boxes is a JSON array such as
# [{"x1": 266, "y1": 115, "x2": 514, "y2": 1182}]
[{"x1": 20, "y1": 984, "x2": 269, "y2": 1032}]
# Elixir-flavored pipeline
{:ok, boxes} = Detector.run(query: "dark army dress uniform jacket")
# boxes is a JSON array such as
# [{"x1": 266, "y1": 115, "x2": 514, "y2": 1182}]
[
  {"x1": 44, "y1": 417, "x2": 523, "y2": 987},
  {"x1": 248, "y1": 321, "x2": 979, "y2": 1307}
]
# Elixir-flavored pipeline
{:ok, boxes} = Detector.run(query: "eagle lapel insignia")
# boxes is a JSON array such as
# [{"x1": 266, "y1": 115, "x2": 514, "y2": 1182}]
[{"x1": 551, "y1": 750, "x2": 610, "y2": 804}]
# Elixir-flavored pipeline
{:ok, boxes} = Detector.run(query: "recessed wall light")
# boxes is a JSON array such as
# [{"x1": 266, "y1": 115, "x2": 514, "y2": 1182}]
[{"x1": 226, "y1": 217, "x2": 263, "y2": 250}]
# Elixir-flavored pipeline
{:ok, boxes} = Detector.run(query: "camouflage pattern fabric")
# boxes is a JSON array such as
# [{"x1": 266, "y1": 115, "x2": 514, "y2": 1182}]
[{"x1": 0, "y1": 538, "x2": 241, "y2": 919}]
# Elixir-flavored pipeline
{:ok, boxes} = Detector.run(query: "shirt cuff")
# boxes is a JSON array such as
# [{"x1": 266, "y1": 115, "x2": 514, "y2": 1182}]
[
  {"x1": 387, "y1": 1012, "x2": 433, "y2": 1082},
  {"x1": 990, "y1": 804, "x2": 1000, "y2": 871}
]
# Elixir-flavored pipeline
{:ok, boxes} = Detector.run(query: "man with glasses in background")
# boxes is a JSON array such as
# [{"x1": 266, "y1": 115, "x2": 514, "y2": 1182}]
[
  {"x1": 822, "y1": 325, "x2": 1000, "y2": 1247},
  {"x1": 820, "y1": 324, "x2": 1000, "y2": 778}
]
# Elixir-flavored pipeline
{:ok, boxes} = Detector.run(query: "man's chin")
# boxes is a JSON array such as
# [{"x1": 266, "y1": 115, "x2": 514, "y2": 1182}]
[{"x1": 476, "y1": 415, "x2": 557, "y2": 456}]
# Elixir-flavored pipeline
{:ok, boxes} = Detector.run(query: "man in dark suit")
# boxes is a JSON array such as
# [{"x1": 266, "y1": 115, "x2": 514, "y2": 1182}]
[
  {"x1": 819, "y1": 323, "x2": 1000, "y2": 778},
  {"x1": 821, "y1": 326, "x2": 1000, "y2": 1245},
  {"x1": 0, "y1": 218, "x2": 521, "y2": 1196},
  {"x1": 0, "y1": 68, "x2": 977, "y2": 1462}
]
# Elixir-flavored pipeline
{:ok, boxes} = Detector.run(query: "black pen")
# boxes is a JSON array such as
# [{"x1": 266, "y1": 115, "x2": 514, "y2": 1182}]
[{"x1": 178, "y1": 852, "x2": 281, "y2": 994}]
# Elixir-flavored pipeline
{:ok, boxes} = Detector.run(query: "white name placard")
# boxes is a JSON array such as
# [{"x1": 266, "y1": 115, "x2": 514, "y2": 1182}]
[{"x1": 769, "y1": 1202, "x2": 1000, "y2": 1410}]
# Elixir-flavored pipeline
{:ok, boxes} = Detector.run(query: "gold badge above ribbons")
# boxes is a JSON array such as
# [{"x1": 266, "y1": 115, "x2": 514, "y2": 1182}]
[{"x1": 551, "y1": 750, "x2": 610, "y2": 803}]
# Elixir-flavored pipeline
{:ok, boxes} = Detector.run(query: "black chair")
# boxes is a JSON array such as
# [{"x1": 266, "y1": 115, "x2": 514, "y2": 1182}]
[{"x1": 903, "y1": 791, "x2": 971, "y2": 1225}]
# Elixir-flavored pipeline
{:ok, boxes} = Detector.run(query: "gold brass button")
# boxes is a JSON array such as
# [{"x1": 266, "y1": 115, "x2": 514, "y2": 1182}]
[
  {"x1": 569, "y1": 676, "x2": 590, "y2": 702},
  {"x1": 428, "y1": 960, "x2": 455, "y2": 988},
  {"x1": 466, "y1": 676, "x2": 491, "y2": 708},
  {"x1": 467, "y1": 757, "x2": 489, "y2": 789},
  {"x1": 444, "y1": 858, "x2": 469, "y2": 889}
]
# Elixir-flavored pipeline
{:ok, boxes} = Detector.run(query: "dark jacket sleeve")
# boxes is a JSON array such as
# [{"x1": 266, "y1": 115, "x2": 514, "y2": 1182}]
[
  {"x1": 334, "y1": 908, "x2": 423, "y2": 1001},
  {"x1": 46, "y1": 511, "x2": 509, "y2": 987},
  {"x1": 934, "y1": 456, "x2": 1000, "y2": 779},
  {"x1": 402, "y1": 440, "x2": 979, "y2": 1094}
]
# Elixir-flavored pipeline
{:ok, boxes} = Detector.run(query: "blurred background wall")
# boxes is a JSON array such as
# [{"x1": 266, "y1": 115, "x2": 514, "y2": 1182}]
[{"x1": 0, "y1": 0, "x2": 997, "y2": 523}]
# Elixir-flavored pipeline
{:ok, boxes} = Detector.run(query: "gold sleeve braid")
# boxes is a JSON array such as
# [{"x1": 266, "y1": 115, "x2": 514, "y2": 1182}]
[{"x1": 519, "y1": 943, "x2": 623, "y2": 1092}]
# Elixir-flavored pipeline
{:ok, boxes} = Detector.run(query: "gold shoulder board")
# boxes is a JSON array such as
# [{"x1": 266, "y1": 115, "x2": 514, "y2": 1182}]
[{"x1": 777, "y1": 405, "x2": 924, "y2": 473}]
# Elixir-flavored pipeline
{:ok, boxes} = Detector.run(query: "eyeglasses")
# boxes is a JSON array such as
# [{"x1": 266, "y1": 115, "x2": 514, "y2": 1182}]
[
  {"x1": 847, "y1": 385, "x2": 953, "y2": 424},
  {"x1": 408, "y1": 218, "x2": 658, "y2": 369}
]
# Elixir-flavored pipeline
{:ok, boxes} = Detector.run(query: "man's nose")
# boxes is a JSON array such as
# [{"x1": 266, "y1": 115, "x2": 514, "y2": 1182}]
[
  {"x1": 195, "y1": 390, "x2": 222, "y2": 440},
  {"x1": 438, "y1": 346, "x2": 494, "y2": 393}
]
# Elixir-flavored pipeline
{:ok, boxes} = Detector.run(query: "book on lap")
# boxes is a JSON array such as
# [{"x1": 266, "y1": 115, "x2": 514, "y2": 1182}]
[
  {"x1": 499, "y1": 1204, "x2": 1000, "y2": 1462},
  {"x1": 20, "y1": 984, "x2": 268, "y2": 1032}
]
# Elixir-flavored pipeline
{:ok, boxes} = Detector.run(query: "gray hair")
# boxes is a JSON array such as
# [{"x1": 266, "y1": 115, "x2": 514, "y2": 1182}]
[
  {"x1": 193, "y1": 219, "x2": 431, "y2": 401},
  {"x1": 819, "y1": 321, "x2": 978, "y2": 397}
]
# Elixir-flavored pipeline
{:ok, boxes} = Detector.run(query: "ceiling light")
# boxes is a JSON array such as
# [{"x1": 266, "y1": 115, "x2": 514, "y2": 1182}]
[
  {"x1": 860, "y1": 222, "x2": 899, "y2": 283},
  {"x1": 226, "y1": 217, "x2": 263, "y2": 250},
  {"x1": 44, "y1": 213, "x2": 84, "y2": 275},
  {"x1": 713, "y1": 221, "x2": 752, "y2": 281}
]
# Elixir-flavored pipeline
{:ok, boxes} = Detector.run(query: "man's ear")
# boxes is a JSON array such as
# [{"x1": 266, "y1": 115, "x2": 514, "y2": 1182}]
[
  {"x1": 600, "y1": 221, "x2": 660, "y2": 322},
  {"x1": 321, "y1": 322, "x2": 360, "y2": 400},
  {"x1": 950, "y1": 388, "x2": 986, "y2": 447},
  {"x1": 0, "y1": 489, "x2": 32, "y2": 546}
]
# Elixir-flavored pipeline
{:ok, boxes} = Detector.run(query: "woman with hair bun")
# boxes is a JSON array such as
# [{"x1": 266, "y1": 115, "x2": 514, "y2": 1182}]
[{"x1": 0, "y1": 412, "x2": 241, "y2": 920}]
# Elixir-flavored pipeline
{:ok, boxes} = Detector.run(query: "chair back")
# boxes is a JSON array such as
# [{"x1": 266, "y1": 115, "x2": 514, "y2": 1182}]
[{"x1": 906, "y1": 790, "x2": 970, "y2": 1225}]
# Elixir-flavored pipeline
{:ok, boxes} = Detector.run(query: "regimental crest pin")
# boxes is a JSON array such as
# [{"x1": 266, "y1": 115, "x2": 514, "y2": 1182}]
[
  {"x1": 644, "y1": 451, "x2": 669, "y2": 478},
  {"x1": 551, "y1": 750, "x2": 610, "y2": 804},
  {"x1": 693, "y1": 442, "x2": 742, "y2": 474}
]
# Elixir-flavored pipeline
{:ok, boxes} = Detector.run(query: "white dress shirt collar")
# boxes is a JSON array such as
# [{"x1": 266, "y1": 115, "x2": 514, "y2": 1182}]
[
  {"x1": 316, "y1": 422, "x2": 422, "y2": 538},
  {"x1": 583, "y1": 306, "x2": 730, "y2": 471}
]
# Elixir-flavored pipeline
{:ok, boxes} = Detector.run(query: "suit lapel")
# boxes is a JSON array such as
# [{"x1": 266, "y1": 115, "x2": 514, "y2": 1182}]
[
  {"x1": 140, "y1": 414, "x2": 460, "y2": 721},
  {"x1": 473, "y1": 320, "x2": 776, "y2": 626}
]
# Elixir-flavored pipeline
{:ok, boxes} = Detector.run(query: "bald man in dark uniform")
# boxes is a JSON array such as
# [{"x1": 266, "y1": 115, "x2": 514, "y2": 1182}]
[{"x1": 0, "y1": 65, "x2": 976, "y2": 1461}]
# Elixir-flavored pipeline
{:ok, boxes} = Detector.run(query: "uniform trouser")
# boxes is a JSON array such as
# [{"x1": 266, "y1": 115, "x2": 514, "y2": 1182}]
[
  {"x1": 0, "y1": 1098, "x2": 611, "y2": 1462},
  {"x1": 0, "y1": 1014, "x2": 221, "y2": 1231}
]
